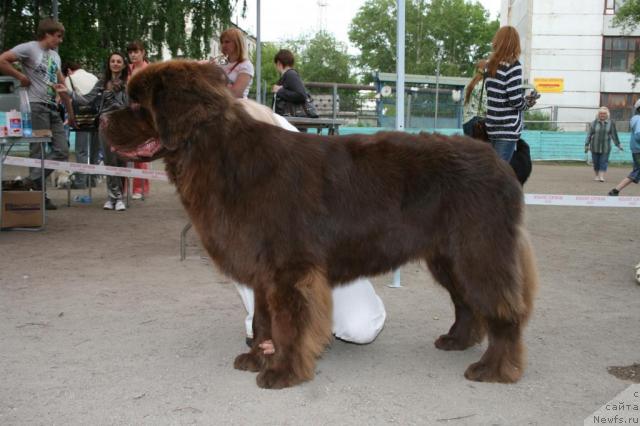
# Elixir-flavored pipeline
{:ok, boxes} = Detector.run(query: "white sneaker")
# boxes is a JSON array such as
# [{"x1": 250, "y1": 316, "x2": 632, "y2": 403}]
[
  {"x1": 103, "y1": 200, "x2": 114, "y2": 210},
  {"x1": 132, "y1": 193, "x2": 143, "y2": 200},
  {"x1": 115, "y1": 200, "x2": 126, "y2": 211}
]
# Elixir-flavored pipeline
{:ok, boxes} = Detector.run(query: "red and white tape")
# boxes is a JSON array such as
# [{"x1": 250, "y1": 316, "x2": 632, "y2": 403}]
[
  {"x1": 5, "y1": 155, "x2": 640, "y2": 207},
  {"x1": 525, "y1": 193, "x2": 640, "y2": 208},
  {"x1": 4, "y1": 155, "x2": 168, "y2": 181}
]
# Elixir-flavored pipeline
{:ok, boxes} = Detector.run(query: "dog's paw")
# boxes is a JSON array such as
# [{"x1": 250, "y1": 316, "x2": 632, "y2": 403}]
[
  {"x1": 233, "y1": 352, "x2": 261, "y2": 372},
  {"x1": 256, "y1": 368, "x2": 298, "y2": 389},
  {"x1": 434, "y1": 334, "x2": 475, "y2": 351},
  {"x1": 464, "y1": 360, "x2": 521, "y2": 383},
  {"x1": 635, "y1": 262, "x2": 640, "y2": 284}
]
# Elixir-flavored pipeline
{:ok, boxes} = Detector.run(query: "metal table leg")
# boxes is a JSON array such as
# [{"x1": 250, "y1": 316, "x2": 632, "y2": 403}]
[{"x1": 180, "y1": 222, "x2": 192, "y2": 261}]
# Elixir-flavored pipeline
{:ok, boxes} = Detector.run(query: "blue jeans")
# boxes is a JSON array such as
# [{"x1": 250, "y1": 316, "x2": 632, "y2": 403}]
[
  {"x1": 491, "y1": 139, "x2": 516, "y2": 162},
  {"x1": 591, "y1": 152, "x2": 610, "y2": 173},
  {"x1": 29, "y1": 102, "x2": 69, "y2": 185}
]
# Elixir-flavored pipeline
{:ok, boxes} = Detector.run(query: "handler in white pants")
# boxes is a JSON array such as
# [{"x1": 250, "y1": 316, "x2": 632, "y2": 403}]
[
  {"x1": 234, "y1": 109, "x2": 387, "y2": 344},
  {"x1": 235, "y1": 278, "x2": 386, "y2": 345}
]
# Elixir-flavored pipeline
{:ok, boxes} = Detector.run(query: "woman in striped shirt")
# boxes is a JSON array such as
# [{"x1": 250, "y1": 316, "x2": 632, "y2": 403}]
[{"x1": 485, "y1": 26, "x2": 536, "y2": 162}]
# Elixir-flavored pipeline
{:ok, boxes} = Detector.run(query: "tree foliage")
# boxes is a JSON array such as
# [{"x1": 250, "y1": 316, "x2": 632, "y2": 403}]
[
  {"x1": 348, "y1": 0, "x2": 498, "y2": 80},
  {"x1": 613, "y1": 0, "x2": 640, "y2": 78},
  {"x1": 1, "y1": 0, "x2": 244, "y2": 75},
  {"x1": 291, "y1": 31, "x2": 355, "y2": 84},
  {"x1": 612, "y1": 0, "x2": 640, "y2": 32},
  {"x1": 258, "y1": 32, "x2": 355, "y2": 107}
]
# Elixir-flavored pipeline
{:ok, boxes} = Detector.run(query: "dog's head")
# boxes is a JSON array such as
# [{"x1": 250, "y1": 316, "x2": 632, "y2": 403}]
[{"x1": 102, "y1": 60, "x2": 231, "y2": 160}]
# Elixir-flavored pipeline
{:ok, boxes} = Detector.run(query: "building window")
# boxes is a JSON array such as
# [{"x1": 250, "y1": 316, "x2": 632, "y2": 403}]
[
  {"x1": 605, "y1": 0, "x2": 627, "y2": 15},
  {"x1": 601, "y1": 93, "x2": 638, "y2": 127},
  {"x1": 602, "y1": 36, "x2": 640, "y2": 72}
]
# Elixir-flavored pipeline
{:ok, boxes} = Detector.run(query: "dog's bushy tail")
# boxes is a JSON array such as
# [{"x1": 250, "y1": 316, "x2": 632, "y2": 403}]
[{"x1": 516, "y1": 226, "x2": 538, "y2": 325}]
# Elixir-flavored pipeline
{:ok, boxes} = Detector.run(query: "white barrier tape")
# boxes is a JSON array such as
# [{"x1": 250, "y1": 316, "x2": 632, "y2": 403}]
[
  {"x1": 4, "y1": 155, "x2": 168, "y2": 181},
  {"x1": 5, "y1": 156, "x2": 640, "y2": 207},
  {"x1": 525, "y1": 193, "x2": 640, "y2": 208}
]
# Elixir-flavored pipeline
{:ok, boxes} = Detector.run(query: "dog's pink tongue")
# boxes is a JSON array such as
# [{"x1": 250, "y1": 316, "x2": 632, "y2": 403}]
[{"x1": 111, "y1": 139, "x2": 162, "y2": 160}]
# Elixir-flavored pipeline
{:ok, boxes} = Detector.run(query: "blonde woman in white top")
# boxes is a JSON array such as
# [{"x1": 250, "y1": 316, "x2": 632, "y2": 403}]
[{"x1": 219, "y1": 28, "x2": 254, "y2": 99}]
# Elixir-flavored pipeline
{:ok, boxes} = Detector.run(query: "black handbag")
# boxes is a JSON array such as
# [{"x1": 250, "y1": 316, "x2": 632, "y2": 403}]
[
  {"x1": 69, "y1": 77, "x2": 103, "y2": 129},
  {"x1": 302, "y1": 94, "x2": 319, "y2": 118},
  {"x1": 275, "y1": 95, "x2": 315, "y2": 118}
]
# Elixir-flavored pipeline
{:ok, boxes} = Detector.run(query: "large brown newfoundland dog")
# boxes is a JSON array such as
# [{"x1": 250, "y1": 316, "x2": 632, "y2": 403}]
[{"x1": 102, "y1": 60, "x2": 538, "y2": 389}]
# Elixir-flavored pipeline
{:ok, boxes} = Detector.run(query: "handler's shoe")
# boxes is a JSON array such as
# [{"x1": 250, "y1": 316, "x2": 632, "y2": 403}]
[
  {"x1": 103, "y1": 200, "x2": 114, "y2": 210},
  {"x1": 115, "y1": 200, "x2": 126, "y2": 211},
  {"x1": 44, "y1": 197, "x2": 58, "y2": 210},
  {"x1": 608, "y1": 189, "x2": 619, "y2": 196}
]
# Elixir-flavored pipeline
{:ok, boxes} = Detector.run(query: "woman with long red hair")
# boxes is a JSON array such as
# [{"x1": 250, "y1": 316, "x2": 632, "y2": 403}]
[{"x1": 485, "y1": 26, "x2": 536, "y2": 161}]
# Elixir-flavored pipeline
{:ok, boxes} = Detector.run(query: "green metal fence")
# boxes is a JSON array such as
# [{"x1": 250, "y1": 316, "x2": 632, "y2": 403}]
[{"x1": 337, "y1": 128, "x2": 633, "y2": 164}]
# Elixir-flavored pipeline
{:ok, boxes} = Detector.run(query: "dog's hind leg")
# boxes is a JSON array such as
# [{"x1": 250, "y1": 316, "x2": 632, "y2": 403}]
[
  {"x1": 461, "y1": 227, "x2": 537, "y2": 383},
  {"x1": 256, "y1": 268, "x2": 332, "y2": 389},
  {"x1": 427, "y1": 254, "x2": 486, "y2": 351}
]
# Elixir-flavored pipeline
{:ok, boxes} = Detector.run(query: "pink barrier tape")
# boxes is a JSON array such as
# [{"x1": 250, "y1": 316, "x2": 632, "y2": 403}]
[
  {"x1": 525, "y1": 193, "x2": 640, "y2": 208},
  {"x1": 4, "y1": 155, "x2": 168, "y2": 181}
]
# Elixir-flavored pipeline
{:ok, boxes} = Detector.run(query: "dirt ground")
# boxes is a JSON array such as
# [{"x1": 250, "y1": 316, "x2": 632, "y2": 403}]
[{"x1": 1, "y1": 161, "x2": 639, "y2": 425}]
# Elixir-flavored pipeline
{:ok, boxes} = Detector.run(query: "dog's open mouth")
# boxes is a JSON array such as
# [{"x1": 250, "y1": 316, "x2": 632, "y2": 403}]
[{"x1": 111, "y1": 138, "x2": 163, "y2": 162}]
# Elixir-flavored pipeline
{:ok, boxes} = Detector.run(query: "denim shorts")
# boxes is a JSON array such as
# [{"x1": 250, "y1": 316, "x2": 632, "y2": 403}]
[{"x1": 629, "y1": 152, "x2": 640, "y2": 183}]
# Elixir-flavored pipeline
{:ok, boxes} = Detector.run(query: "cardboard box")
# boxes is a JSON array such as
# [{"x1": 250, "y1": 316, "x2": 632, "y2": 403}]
[
  {"x1": 32, "y1": 129, "x2": 52, "y2": 138},
  {"x1": 1, "y1": 190, "x2": 43, "y2": 228}
]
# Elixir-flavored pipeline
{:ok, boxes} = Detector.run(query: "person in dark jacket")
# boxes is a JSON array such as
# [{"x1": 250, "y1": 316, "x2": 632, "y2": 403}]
[{"x1": 272, "y1": 49, "x2": 309, "y2": 116}]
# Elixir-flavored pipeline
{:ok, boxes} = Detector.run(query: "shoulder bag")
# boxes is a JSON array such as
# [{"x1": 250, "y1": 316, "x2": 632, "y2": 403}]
[
  {"x1": 471, "y1": 71, "x2": 489, "y2": 141},
  {"x1": 69, "y1": 77, "x2": 104, "y2": 130}
]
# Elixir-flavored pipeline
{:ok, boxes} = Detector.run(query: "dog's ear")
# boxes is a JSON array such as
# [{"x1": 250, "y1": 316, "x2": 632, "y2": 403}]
[{"x1": 144, "y1": 61, "x2": 230, "y2": 151}]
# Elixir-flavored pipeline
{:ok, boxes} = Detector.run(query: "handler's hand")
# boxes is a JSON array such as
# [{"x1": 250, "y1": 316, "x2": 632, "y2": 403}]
[
  {"x1": 18, "y1": 75, "x2": 31, "y2": 87},
  {"x1": 258, "y1": 339, "x2": 275, "y2": 355},
  {"x1": 272, "y1": 84, "x2": 282, "y2": 94},
  {"x1": 52, "y1": 83, "x2": 69, "y2": 94}
]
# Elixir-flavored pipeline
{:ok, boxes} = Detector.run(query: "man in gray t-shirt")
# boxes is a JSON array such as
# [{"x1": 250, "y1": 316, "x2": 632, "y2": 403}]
[{"x1": 0, "y1": 18, "x2": 74, "y2": 210}]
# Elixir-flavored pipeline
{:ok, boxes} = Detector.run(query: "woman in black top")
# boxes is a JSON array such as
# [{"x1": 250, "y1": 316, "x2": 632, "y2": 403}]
[
  {"x1": 272, "y1": 49, "x2": 308, "y2": 116},
  {"x1": 56, "y1": 52, "x2": 130, "y2": 211}
]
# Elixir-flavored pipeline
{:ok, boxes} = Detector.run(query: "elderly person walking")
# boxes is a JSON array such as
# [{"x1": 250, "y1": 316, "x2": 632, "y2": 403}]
[{"x1": 585, "y1": 106, "x2": 623, "y2": 182}]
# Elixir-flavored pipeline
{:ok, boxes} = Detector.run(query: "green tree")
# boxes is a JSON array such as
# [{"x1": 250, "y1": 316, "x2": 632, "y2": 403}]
[
  {"x1": 348, "y1": 0, "x2": 498, "y2": 80},
  {"x1": 1, "y1": 0, "x2": 243, "y2": 75},
  {"x1": 294, "y1": 31, "x2": 355, "y2": 84},
  {"x1": 613, "y1": 0, "x2": 640, "y2": 77},
  {"x1": 260, "y1": 32, "x2": 355, "y2": 108}
]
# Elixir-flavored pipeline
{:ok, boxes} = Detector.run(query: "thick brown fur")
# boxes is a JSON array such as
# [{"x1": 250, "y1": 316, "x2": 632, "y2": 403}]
[{"x1": 102, "y1": 60, "x2": 538, "y2": 389}]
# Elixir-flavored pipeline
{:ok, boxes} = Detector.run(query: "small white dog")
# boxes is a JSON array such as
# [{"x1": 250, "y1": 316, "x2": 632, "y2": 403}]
[
  {"x1": 635, "y1": 262, "x2": 640, "y2": 285},
  {"x1": 52, "y1": 170, "x2": 72, "y2": 189}
]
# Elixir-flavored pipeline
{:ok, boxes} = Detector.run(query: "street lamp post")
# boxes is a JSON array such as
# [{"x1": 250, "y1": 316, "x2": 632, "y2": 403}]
[{"x1": 433, "y1": 41, "x2": 443, "y2": 131}]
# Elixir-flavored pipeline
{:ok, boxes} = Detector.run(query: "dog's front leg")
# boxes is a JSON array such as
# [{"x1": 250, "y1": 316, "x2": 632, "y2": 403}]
[
  {"x1": 256, "y1": 269, "x2": 332, "y2": 389},
  {"x1": 233, "y1": 286, "x2": 271, "y2": 373}
]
